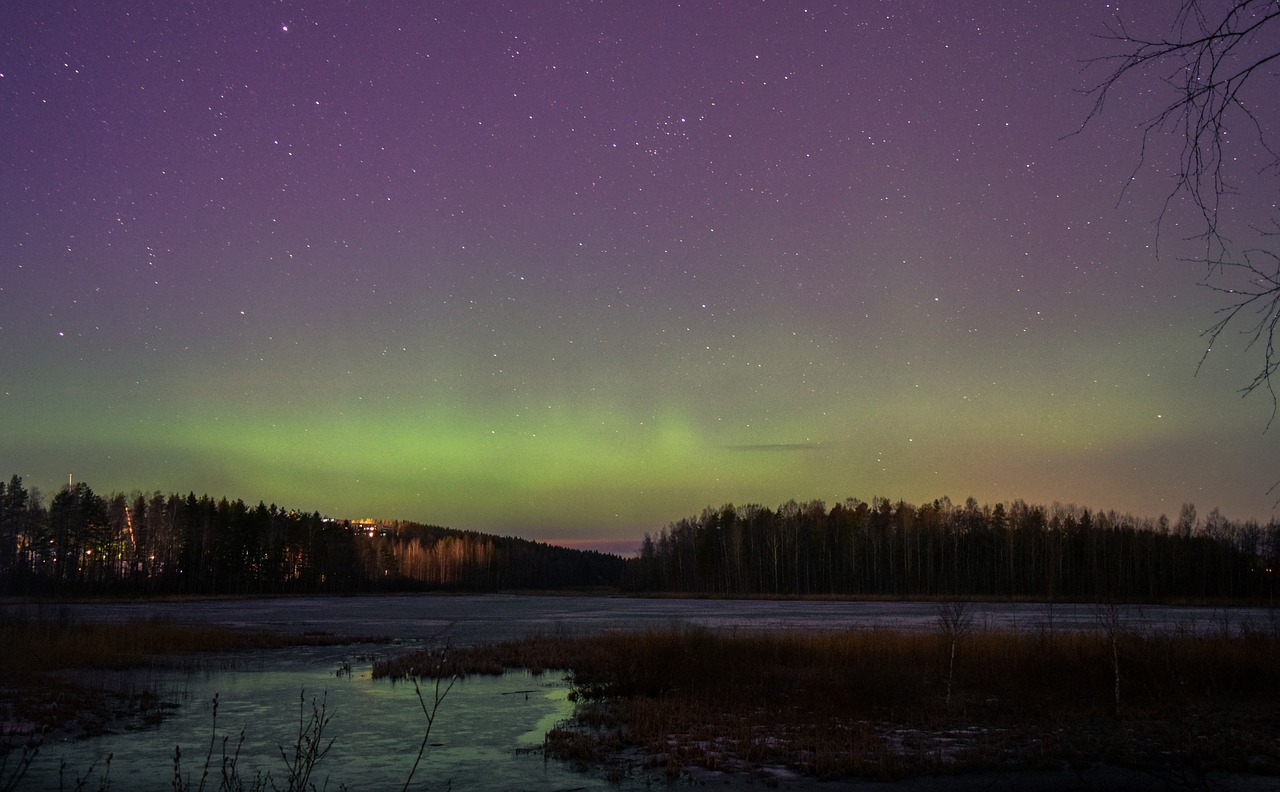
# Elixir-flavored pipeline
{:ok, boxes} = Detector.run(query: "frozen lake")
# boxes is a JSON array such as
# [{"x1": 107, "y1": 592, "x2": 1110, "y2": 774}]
[
  {"x1": 16, "y1": 595, "x2": 1278, "y2": 790},
  {"x1": 28, "y1": 593, "x2": 1274, "y2": 644}
]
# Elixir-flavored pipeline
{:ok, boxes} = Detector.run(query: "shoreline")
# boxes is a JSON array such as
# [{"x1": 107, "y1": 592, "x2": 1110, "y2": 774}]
[{"x1": 5, "y1": 589, "x2": 1277, "y2": 608}]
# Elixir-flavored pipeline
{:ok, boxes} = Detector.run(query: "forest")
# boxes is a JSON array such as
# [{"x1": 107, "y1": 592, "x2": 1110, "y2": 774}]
[
  {"x1": 0, "y1": 475, "x2": 625, "y2": 596},
  {"x1": 624, "y1": 497, "x2": 1280, "y2": 600},
  {"x1": 1, "y1": 474, "x2": 1276, "y2": 601}
]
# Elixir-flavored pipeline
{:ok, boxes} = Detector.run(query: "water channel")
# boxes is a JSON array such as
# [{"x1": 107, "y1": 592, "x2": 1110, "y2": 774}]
[{"x1": 13, "y1": 596, "x2": 1276, "y2": 790}]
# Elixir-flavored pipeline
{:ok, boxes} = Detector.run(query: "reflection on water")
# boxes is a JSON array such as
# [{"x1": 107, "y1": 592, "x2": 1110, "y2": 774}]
[{"x1": 18, "y1": 595, "x2": 1278, "y2": 790}]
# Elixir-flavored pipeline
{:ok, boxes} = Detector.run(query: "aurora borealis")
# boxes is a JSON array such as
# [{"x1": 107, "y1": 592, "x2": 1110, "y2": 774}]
[{"x1": 3, "y1": 1, "x2": 1278, "y2": 551}]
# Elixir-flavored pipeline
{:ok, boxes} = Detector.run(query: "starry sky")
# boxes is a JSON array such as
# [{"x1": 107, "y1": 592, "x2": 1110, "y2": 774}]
[{"x1": 3, "y1": 1, "x2": 1278, "y2": 552}]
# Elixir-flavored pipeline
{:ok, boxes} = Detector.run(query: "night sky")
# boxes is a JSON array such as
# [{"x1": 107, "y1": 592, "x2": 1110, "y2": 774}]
[{"x1": 4, "y1": 1, "x2": 1278, "y2": 552}]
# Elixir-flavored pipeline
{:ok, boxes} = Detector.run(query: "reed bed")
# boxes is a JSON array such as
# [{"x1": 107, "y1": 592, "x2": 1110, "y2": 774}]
[
  {"x1": 2, "y1": 618, "x2": 349, "y2": 678},
  {"x1": 372, "y1": 633, "x2": 595, "y2": 679},
  {"x1": 381, "y1": 619, "x2": 1280, "y2": 782},
  {"x1": 0, "y1": 608, "x2": 385, "y2": 741}
]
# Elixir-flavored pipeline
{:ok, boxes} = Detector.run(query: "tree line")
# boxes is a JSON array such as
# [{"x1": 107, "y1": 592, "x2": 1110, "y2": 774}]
[
  {"x1": 622, "y1": 497, "x2": 1279, "y2": 601},
  {"x1": 4, "y1": 474, "x2": 1276, "y2": 601},
  {"x1": 0, "y1": 475, "x2": 625, "y2": 596}
]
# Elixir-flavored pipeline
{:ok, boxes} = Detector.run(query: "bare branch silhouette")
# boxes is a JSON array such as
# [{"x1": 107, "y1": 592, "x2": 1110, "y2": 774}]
[{"x1": 1076, "y1": 0, "x2": 1280, "y2": 422}]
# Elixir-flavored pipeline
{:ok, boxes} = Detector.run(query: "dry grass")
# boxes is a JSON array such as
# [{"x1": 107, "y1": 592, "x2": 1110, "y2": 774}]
[
  {"x1": 0, "y1": 608, "x2": 387, "y2": 740},
  {"x1": 372, "y1": 633, "x2": 591, "y2": 679},
  {"x1": 3, "y1": 619, "x2": 341, "y2": 677},
  {"x1": 380, "y1": 621, "x2": 1280, "y2": 782}
]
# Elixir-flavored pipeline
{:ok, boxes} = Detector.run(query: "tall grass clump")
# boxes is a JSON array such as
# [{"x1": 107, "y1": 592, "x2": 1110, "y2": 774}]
[
  {"x1": 372, "y1": 633, "x2": 592, "y2": 680},
  {"x1": 422, "y1": 620, "x2": 1280, "y2": 783}
]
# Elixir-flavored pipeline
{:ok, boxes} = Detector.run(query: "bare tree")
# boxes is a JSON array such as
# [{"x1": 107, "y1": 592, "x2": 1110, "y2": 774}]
[
  {"x1": 1078, "y1": 0, "x2": 1280, "y2": 421},
  {"x1": 937, "y1": 601, "x2": 973, "y2": 709}
]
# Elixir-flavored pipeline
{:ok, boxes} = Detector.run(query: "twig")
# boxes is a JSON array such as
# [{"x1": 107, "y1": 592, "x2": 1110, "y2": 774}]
[{"x1": 403, "y1": 653, "x2": 457, "y2": 792}]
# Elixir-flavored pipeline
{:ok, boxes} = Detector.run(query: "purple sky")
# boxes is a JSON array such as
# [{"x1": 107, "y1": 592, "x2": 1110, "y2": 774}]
[{"x1": 3, "y1": 1, "x2": 1278, "y2": 549}]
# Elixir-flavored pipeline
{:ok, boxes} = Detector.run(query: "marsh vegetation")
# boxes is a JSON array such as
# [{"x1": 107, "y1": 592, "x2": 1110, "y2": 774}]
[
  {"x1": 387, "y1": 607, "x2": 1280, "y2": 783},
  {"x1": 6, "y1": 598, "x2": 1279, "y2": 788},
  {"x1": 0, "y1": 606, "x2": 384, "y2": 743}
]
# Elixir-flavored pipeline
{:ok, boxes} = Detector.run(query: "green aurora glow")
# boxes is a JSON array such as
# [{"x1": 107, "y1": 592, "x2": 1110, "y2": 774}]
[{"x1": 3, "y1": 2, "x2": 1278, "y2": 549}]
